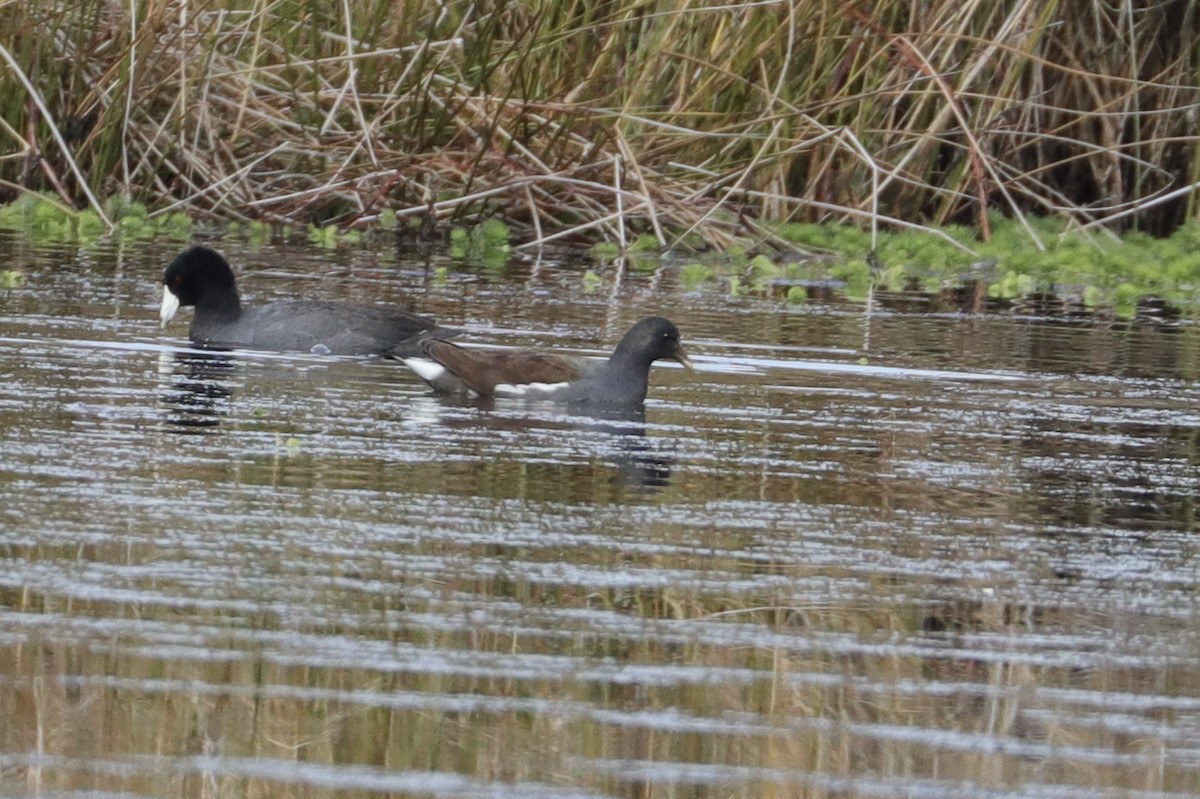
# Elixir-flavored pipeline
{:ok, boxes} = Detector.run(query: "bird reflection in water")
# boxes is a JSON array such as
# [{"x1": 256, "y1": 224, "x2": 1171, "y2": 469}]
[
  {"x1": 402, "y1": 394, "x2": 675, "y2": 492},
  {"x1": 572, "y1": 404, "x2": 674, "y2": 491},
  {"x1": 156, "y1": 350, "x2": 236, "y2": 431}
]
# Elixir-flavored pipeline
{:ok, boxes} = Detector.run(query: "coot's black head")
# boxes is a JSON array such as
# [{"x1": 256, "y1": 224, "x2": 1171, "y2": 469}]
[
  {"x1": 614, "y1": 316, "x2": 692, "y2": 369},
  {"x1": 161, "y1": 246, "x2": 240, "y2": 326}
]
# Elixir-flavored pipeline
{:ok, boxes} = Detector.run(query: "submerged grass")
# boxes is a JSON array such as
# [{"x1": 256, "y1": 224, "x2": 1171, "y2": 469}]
[{"x1": 0, "y1": 0, "x2": 1197, "y2": 253}]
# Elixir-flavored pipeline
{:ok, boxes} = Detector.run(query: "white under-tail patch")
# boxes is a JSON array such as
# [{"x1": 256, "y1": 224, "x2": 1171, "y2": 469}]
[
  {"x1": 401, "y1": 357, "x2": 447, "y2": 383},
  {"x1": 159, "y1": 285, "x2": 181, "y2": 328},
  {"x1": 494, "y1": 381, "x2": 570, "y2": 397}
]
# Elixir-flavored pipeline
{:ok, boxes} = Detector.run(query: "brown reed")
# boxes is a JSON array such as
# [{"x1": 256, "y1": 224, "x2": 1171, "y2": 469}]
[{"x1": 0, "y1": 0, "x2": 1196, "y2": 249}]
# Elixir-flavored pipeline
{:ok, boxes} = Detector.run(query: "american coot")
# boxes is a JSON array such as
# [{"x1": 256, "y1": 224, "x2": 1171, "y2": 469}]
[
  {"x1": 160, "y1": 246, "x2": 453, "y2": 356},
  {"x1": 402, "y1": 316, "x2": 692, "y2": 405}
]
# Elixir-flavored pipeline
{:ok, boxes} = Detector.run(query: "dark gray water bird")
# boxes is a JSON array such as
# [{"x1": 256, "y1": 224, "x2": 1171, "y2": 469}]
[
  {"x1": 401, "y1": 316, "x2": 692, "y2": 406},
  {"x1": 160, "y1": 245, "x2": 452, "y2": 356}
]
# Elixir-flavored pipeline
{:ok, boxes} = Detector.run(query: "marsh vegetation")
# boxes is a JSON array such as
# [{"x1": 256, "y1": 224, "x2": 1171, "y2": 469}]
[{"x1": 1, "y1": 0, "x2": 1197, "y2": 256}]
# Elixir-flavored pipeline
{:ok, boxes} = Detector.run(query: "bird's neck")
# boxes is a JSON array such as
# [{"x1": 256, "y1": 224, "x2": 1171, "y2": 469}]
[
  {"x1": 608, "y1": 339, "x2": 647, "y2": 366},
  {"x1": 595, "y1": 347, "x2": 651, "y2": 401},
  {"x1": 197, "y1": 291, "x2": 243, "y2": 322},
  {"x1": 609, "y1": 338, "x2": 659, "y2": 370}
]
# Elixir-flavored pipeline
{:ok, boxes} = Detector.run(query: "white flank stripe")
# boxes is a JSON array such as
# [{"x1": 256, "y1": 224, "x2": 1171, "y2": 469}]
[
  {"x1": 494, "y1": 381, "x2": 570, "y2": 397},
  {"x1": 401, "y1": 358, "x2": 447, "y2": 382}
]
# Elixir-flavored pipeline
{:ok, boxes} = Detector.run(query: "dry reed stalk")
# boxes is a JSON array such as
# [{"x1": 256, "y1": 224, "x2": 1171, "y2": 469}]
[{"x1": 0, "y1": 0, "x2": 1195, "y2": 249}]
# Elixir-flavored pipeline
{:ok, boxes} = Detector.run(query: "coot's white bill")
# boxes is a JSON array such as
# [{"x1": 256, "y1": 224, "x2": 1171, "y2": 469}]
[{"x1": 160, "y1": 285, "x2": 180, "y2": 328}]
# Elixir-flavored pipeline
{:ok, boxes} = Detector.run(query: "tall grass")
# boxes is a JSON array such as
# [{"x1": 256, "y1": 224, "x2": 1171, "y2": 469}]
[{"x1": 0, "y1": 0, "x2": 1197, "y2": 249}]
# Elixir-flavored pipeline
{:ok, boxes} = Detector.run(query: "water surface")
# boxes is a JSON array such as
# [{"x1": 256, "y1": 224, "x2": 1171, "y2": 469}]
[{"x1": 2, "y1": 238, "x2": 1200, "y2": 798}]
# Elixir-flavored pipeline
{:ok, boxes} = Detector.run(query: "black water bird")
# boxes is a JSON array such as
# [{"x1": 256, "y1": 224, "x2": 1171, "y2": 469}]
[
  {"x1": 160, "y1": 245, "x2": 452, "y2": 356},
  {"x1": 401, "y1": 316, "x2": 692, "y2": 406}
]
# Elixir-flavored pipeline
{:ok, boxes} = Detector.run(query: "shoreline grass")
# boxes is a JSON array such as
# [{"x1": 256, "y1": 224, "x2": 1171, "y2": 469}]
[{"x1": 0, "y1": 1, "x2": 1197, "y2": 255}]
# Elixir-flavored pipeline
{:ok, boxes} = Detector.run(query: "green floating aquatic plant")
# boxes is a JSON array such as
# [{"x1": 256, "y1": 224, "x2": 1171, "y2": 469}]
[
  {"x1": 581, "y1": 269, "x2": 603, "y2": 293},
  {"x1": 306, "y1": 223, "x2": 361, "y2": 248},
  {"x1": 590, "y1": 241, "x2": 621, "y2": 260},
  {"x1": 622, "y1": 215, "x2": 1200, "y2": 318},
  {"x1": 273, "y1": 433, "x2": 303, "y2": 454},
  {"x1": 0, "y1": 192, "x2": 191, "y2": 244},
  {"x1": 680, "y1": 263, "x2": 716, "y2": 292},
  {"x1": 628, "y1": 233, "x2": 660, "y2": 253},
  {"x1": 307, "y1": 224, "x2": 340, "y2": 249},
  {"x1": 449, "y1": 218, "x2": 511, "y2": 271},
  {"x1": 0, "y1": 193, "x2": 78, "y2": 241},
  {"x1": 778, "y1": 222, "x2": 873, "y2": 256},
  {"x1": 227, "y1": 220, "x2": 274, "y2": 246}
]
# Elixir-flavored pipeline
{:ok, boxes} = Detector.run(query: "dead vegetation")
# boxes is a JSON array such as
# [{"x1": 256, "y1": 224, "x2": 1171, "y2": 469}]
[{"x1": 1, "y1": 0, "x2": 1197, "y2": 250}]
